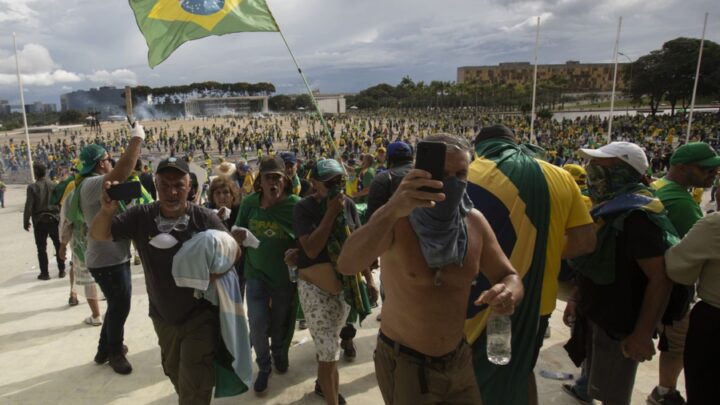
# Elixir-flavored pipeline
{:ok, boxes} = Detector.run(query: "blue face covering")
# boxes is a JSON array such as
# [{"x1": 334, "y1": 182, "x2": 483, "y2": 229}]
[{"x1": 409, "y1": 176, "x2": 473, "y2": 280}]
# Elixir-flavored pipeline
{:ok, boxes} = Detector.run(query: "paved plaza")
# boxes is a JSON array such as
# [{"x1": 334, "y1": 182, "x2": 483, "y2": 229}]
[{"x1": 0, "y1": 184, "x2": 693, "y2": 404}]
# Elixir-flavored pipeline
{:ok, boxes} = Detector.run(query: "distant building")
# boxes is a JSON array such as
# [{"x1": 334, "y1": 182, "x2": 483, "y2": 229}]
[
  {"x1": 60, "y1": 86, "x2": 124, "y2": 117},
  {"x1": 184, "y1": 96, "x2": 269, "y2": 117},
  {"x1": 24, "y1": 102, "x2": 57, "y2": 113},
  {"x1": 315, "y1": 93, "x2": 346, "y2": 114},
  {"x1": 0, "y1": 100, "x2": 10, "y2": 115},
  {"x1": 457, "y1": 61, "x2": 628, "y2": 92}
]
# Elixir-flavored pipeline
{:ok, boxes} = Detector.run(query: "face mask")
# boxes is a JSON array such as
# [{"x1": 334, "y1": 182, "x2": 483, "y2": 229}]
[
  {"x1": 149, "y1": 232, "x2": 179, "y2": 249},
  {"x1": 427, "y1": 176, "x2": 468, "y2": 221},
  {"x1": 586, "y1": 162, "x2": 642, "y2": 203}
]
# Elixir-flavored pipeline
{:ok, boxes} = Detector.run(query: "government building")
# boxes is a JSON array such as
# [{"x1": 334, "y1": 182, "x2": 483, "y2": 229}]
[{"x1": 457, "y1": 61, "x2": 628, "y2": 92}]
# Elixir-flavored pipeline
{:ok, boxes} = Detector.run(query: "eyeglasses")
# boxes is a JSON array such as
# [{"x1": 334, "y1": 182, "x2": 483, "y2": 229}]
[{"x1": 154, "y1": 215, "x2": 189, "y2": 233}]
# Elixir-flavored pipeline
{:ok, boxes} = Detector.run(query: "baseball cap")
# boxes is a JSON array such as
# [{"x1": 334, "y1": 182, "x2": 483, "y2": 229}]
[
  {"x1": 579, "y1": 141, "x2": 649, "y2": 175},
  {"x1": 563, "y1": 164, "x2": 588, "y2": 185},
  {"x1": 312, "y1": 159, "x2": 345, "y2": 182},
  {"x1": 258, "y1": 156, "x2": 286, "y2": 177},
  {"x1": 280, "y1": 152, "x2": 297, "y2": 165},
  {"x1": 156, "y1": 156, "x2": 190, "y2": 175},
  {"x1": 669, "y1": 142, "x2": 720, "y2": 167},
  {"x1": 377, "y1": 147, "x2": 387, "y2": 154},
  {"x1": 387, "y1": 141, "x2": 413, "y2": 159},
  {"x1": 79, "y1": 144, "x2": 107, "y2": 176}
]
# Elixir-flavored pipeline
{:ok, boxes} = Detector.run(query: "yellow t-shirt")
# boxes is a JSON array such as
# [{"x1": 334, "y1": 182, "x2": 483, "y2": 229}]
[{"x1": 538, "y1": 160, "x2": 594, "y2": 315}]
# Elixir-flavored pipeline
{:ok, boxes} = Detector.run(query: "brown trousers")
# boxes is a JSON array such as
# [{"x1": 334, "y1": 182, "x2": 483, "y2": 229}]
[
  {"x1": 152, "y1": 307, "x2": 219, "y2": 405},
  {"x1": 374, "y1": 335, "x2": 483, "y2": 405}
]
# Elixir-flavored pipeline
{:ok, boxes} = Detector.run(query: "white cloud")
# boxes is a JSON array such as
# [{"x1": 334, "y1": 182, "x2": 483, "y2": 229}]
[
  {"x1": 0, "y1": 43, "x2": 56, "y2": 74},
  {"x1": 0, "y1": 0, "x2": 39, "y2": 24},
  {"x1": 86, "y1": 69, "x2": 138, "y2": 86}
]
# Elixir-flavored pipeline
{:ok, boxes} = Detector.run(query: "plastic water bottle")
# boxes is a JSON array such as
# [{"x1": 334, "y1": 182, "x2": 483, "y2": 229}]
[
  {"x1": 288, "y1": 265, "x2": 298, "y2": 283},
  {"x1": 486, "y1": 314, "x2": 512, "y2": 365}
]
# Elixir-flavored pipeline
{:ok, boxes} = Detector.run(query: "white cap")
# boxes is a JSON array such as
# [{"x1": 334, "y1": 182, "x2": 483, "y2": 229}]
[{"x1": 579, "y1": 142, "x2": 648, "y2": 175}]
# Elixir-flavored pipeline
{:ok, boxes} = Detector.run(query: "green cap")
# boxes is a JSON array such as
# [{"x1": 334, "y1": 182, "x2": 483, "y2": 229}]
[
  {"x1": 670, "y1": 142, "x2": 720, "y2": 167},
  {"x1": 312, "y1": 159, "x2": 345, "y2": 181},
  {"x1": 78, "y1": 144, "x2": 107, "y2": 176}
]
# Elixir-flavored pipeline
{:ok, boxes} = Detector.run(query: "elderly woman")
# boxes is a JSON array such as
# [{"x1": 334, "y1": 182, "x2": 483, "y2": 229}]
[
  {"x1": 206, "y1": 176, "x2": 242, "y2": 230},
  {"x1": 206, "y1": 176, "x2": 244, "y2": 298}
]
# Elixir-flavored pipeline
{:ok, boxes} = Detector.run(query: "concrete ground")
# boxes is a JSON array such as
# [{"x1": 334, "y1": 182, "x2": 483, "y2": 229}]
[{"x1": 0, "y1": 183, "x2": 703, "y2": 405}]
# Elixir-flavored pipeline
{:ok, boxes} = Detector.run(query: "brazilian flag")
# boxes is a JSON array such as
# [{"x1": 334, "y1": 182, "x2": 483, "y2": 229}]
[
  {"x1": 129, "y1": 0, "x2": 279, "y2": 68},
  {"x1": 465, "y1": 138, "x2": 550, "y2": 405}
]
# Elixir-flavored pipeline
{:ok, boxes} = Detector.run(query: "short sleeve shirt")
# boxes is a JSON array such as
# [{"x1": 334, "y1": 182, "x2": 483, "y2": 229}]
[
  {"x1": 538, "y1": 161, "x2": 594, "y2": 315},
  {"x1": 81, "y1": 175, "x2": 131, "y2": 269},
  {"x1": 293, "y1": 195, "x2": 361, "y2": 269},
  {"x1": 652, "y1": 178, "x2": 703, "y2": 238},
  {"x1": 111, "y1": 202, "x2": 226, "y2": 324}
]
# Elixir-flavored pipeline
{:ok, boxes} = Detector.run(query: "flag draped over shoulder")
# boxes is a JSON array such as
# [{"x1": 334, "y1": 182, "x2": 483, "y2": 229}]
[
  {"x1": 465, "y1": 137, "x2": 550, "y2": 405},
  {"x1": 129, "y1": 0, "x2": 279, "y2": 68}
]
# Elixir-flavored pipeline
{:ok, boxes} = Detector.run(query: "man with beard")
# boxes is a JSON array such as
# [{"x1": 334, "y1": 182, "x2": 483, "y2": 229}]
[
  {"x1": 568, "y1": 142, "x2": 676, "y2": 405},
  {"x1": 338, "y1": 133, "x2": 523, "y2": 404},
  {"x1": 647, "y1": 142, "x2": 720, "y2": 405}
]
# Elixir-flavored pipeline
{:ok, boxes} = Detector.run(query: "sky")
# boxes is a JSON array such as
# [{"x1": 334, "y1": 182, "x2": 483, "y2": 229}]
[{"x1": 0, "y1": 0, "x2": 719, "y2": 106}]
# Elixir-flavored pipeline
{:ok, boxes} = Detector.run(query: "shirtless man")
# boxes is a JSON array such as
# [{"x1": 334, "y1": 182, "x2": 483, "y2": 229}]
[{"x1": 338, "y1": 133, "x2": 523, "y2": 404}]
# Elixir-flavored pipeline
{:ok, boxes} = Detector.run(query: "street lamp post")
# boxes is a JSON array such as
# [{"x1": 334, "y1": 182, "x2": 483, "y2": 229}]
[{"x1": 618, "y1": 52, "x2": 633, "y2": 114}]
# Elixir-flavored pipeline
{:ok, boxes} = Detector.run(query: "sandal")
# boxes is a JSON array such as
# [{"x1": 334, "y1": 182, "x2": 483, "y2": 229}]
[{"x1": 68, "y1": 294, "x2": 79, "y2": 306}]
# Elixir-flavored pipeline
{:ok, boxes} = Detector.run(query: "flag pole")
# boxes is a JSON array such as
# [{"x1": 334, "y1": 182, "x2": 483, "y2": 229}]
[
  {"x1": 275, "y1": 29, "x2": 336, "y2": 157},
  {"x1": 13, "y1": 33, "x2": 35, "y2": 183},
  {"x1": 686, "y1": 12, "x2": 709, "y2": 143},
  {"x1": 530, "y1": 16, "x2": 540, "y2": 144},
  {"x1": 607, "y1": 16, "x2": 622, "y2": 144}
]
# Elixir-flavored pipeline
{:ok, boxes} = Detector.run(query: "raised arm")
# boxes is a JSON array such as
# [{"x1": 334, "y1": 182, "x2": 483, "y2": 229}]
[
  {"x1": 104, "y1": 123, "x2": 145, "y2": 183},
  {"x1": 337, "y1": 169, "x2": 444, "y2": 275},
  {"x1": 90, "y1": 180, "x2": 119, "y2": 241}
]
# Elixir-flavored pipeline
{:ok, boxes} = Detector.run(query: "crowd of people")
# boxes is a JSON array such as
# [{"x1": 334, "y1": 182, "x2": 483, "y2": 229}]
[{"x1": 14, "y1": 108, "x2": 720, "y2": 405}]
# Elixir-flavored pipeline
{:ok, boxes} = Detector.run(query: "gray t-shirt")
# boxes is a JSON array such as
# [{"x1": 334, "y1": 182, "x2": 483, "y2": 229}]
[{"x1": 81, "y1": 175, "x2": 131, "y2": 268}]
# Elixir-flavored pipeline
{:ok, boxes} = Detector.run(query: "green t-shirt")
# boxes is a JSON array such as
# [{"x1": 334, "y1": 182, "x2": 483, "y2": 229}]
[
  {"x1": 236, "y1": 192, "x2": 300, "y2": 290},
  {"x1": 355, "y1": 167, "x2": 376, "y2": 204},
  {"x1": 654, "y1": 178, "x2": 703, "y2": 238}
]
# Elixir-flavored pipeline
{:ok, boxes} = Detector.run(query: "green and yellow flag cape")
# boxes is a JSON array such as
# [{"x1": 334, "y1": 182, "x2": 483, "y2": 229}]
[
  {"x1": 129, "y1": 0, "x2": 279, "y2": 67},
  {"x1": 466, "y1": 137, "x2": 550, "y2": 405}
]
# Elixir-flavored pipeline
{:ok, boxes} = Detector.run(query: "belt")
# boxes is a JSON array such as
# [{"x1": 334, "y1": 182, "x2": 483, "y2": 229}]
[{"x1": 378, "y1": 330, "x2": 463, "y2": 365}]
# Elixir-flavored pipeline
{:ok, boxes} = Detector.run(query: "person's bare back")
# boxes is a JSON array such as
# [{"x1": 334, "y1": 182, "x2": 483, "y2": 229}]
[{"x1": 380, "y1": 211, "x2": 484, "y2": 356}]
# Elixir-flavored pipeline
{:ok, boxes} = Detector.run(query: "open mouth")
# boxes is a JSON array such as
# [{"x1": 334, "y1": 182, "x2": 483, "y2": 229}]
[{"x1": 269, "y1": 186, "x2": 278, "y2": 193}]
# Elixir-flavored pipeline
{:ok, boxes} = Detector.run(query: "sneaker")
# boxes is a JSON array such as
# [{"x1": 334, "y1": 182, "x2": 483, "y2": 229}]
[
  {"x1": 68, "y1": 294, "x2": 79, "y2": 306},
  {"x1": 273, "y1": 355, "x2": 288, "y2": 374},
  {"x1": 133, "y1": 256, "x2": 141, "y2": 265},
  {"x1": 561, "y1": 383, "x2": 593, "y2": 405},
  {"x1": 94, "y1": 345, "x2": 129, "y2": 364},
  {"x1": 58, "y1": 270, "x2": 66, "y2": 278},
  {"x1": 298, "y1": 320, "x2": 307, "y2": 330},
  {"x1": 341, "y1": 339, "x2": 357, "y2": 361},
  {"x1": 314, "y1": 380, "x2": 347, "y2": 404},
  {"x1": 108, "y1": 353, "x2": 133, "y2": 375},
  {"x1": 254, "y1": 370, "x2": 271, "y2": 393},
  {"x1": 37, "y1": 273, "x2": 50, "y2": 280},
  {"x1": 647, "y1": 387, "x2": 686, "y2": 405},
  {"x1": 84, "y1": 316, "x2": 102, "y2": 326}
]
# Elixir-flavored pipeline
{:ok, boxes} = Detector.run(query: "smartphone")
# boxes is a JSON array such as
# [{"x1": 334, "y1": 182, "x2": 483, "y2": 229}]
[
  {"x1": 415, "y1": 141, "x2": 446, "y2": 192},
  {"x1": 107, "y1": 181, "x2": 142, "y2": 201}
]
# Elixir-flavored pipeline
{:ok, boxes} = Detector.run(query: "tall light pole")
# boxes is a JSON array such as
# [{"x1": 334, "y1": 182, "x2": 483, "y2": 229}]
[{"x1": 617, "y1": 52, "x2": 633, "y2": 114}]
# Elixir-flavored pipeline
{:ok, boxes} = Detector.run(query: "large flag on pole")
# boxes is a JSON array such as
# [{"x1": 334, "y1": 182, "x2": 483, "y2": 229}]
[{"x1": 129, "y1": 0, "x2": 279, "y2": 68}]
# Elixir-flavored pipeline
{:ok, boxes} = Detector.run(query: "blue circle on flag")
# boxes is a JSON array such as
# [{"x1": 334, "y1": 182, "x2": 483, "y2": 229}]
[{"x1": 180, "y1": 0, "x2": 225, "y2": 15}]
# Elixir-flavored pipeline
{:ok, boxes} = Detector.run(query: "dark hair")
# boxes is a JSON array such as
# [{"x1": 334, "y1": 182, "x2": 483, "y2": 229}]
[
  {"x1": 33, "y1": 163, "x2": 47, "y2": 179},
  {"x1": 388, "y1": 153, "x2": 413, "y2": 167}
]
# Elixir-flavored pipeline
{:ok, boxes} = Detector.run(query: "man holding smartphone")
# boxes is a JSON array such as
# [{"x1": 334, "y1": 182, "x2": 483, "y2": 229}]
[
  {"x1": 338, "y1": 134, "x2": 523, "y2": 404},
  {"x1": 79, "y1": 121, "x2": 145, "y2": 374}
]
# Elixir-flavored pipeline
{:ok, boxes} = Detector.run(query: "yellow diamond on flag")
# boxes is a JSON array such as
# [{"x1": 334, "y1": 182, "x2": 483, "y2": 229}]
[{"x1": 149, "y1": 0, "x2": 243, "y2": 32}]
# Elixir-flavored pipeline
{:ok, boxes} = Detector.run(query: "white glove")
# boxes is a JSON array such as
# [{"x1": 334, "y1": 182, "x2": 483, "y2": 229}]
[{"x1": 130, "y1": 122, "x2": 146, "y2": 140}]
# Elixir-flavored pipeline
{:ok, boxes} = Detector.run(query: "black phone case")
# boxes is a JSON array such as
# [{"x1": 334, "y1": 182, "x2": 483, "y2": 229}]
[
  {"x1": 415, "y1": 141, "x2": 446, "y2": 192},
  {"x1": 107, "y1": 182, "x2": 142, "y2": 201}
]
